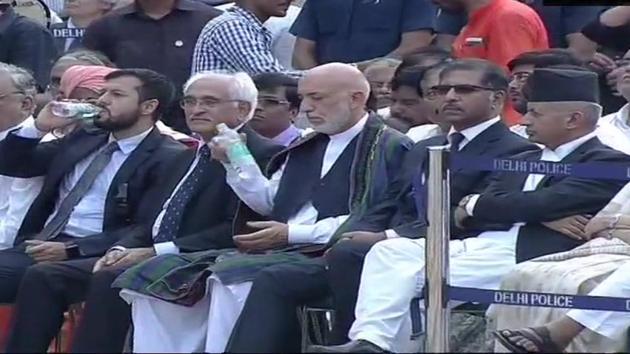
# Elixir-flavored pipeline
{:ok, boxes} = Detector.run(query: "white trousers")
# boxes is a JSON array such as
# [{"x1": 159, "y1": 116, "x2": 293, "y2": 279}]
[
  {"x1": 567, "y1": 261, "x2": 630, "y2": 339},
  {"x1": 120, "y1": 274, "x2": 252, "y2": 353},
  {"x1": 350, "y1": 236, "x2": 517, "y2": 352}
]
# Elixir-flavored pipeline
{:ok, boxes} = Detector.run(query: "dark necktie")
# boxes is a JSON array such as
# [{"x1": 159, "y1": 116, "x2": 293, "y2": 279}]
[
  {"x1": 449, "y1": 132, "x2": 466, "y2": 152},
  {"x1": 155, "y1": 145, "x2": 212, "y2": 243},
  {"x1": 39, "y1": 141, "x2": 120, "y2": 240}
]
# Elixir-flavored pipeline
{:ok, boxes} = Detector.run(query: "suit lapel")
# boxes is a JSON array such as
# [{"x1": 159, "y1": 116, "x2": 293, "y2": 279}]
[
  {"x1": 536, "y1": 137, "x2": 600, "y2": 189},
  {"x1": 57, "y1": 132, "x2": 109, "y2": 179}
]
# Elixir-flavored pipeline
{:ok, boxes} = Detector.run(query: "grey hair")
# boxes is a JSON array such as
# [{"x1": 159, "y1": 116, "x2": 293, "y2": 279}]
[
  {"x1": 0, "y1": 62, "x2": 37, "y2": 97},
  {"x1": 183, "y1": 71, "x2": 258, "y2": 121}
]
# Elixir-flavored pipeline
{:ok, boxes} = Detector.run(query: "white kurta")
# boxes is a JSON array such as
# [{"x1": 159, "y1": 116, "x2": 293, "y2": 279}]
[
  {"x1": 349, "y1": 132, "x2": 598, "y2": 352},
  {"x1": 121, "y1": 116, "x2": 370, "y2": 352}
]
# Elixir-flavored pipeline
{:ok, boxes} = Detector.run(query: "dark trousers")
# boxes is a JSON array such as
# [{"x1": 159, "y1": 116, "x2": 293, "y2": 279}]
[
  {"x1": 5, "y1": 257, "x2": 131, "y2": 353},
  {"x1": 326, "y1": 239, "x2": 378, "y2": 344},
  {"x1": 0, "y1": 235, "x2": 75, "y2": 303},
  {"x1": 226, "y1": 259, "x2": 331, "y2": 353}
]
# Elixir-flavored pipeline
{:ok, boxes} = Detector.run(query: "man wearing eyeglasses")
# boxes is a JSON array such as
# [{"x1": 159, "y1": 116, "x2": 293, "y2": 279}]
[
  {"x1": 4, "y1": 71, "x2": 282, "y2": 353},
  {"x1": 0, "y1": 64, "x2": 39, "y2": 251},
  {"x1": 249, "y1": 72, "x2": 302, "y2": 146},
  {"x1": 504, "y1": 49, "x2": 630, "y2": 155},
  {"x1": 312, "y1": 65, "x2": 630, "y2": 353}
]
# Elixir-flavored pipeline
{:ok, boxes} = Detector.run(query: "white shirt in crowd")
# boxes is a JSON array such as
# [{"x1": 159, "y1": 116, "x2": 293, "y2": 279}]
[
  {"x1": 150, "y1": 143, "x2": 206, "y2": 256},
  {"x1": 217, "y1": 3, "x2": 301, "y2": 70},
  {"x1": 17, "y1": 120, "x2": 152, "y2": 238},
  {"x1": 0, "y1": 117, "x2": 60, "y2": 249},
  {"x1": 406, "y1": 124, "x2": 443, "y2": 143},
  {"x1": 224, "y1": 114, "x2": 369, "y2": 244}
]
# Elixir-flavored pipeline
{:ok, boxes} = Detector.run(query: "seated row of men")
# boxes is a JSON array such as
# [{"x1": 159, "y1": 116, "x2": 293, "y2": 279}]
[{"x1": 0, "y1": 53, "x2": 629, "y2": 353}]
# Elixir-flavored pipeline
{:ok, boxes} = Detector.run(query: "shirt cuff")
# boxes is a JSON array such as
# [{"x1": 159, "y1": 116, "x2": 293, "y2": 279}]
[
  {"x1": 385, "y1": 229, "x2": 400, "y2": 239},
  {"x1": 465, "y1": 194, "x2": 481, "y2": 217},
  {"x1": 154, "y1": 241, "x2": 180, "y2": 256},
  {"x1": 288, "y1": 224, "x2": 317, "y2": 244},
  {"x1": 17, "y1": 119, "x2": 47, "y2": 139},
  {"x1": 109, "y1": 246, "x2": 127, "y2": 252}
]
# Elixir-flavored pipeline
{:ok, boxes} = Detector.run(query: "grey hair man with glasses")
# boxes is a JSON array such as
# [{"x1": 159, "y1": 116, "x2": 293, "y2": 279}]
[
  {"x1": 0, "y1": 63, "x2": 41, "y2": 250},
  {"x1": 4, "y1": 70, "x2": 281, "y2": 353}
]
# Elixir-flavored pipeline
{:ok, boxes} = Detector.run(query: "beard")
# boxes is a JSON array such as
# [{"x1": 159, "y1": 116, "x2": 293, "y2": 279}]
[{"x1": 93, "y1": 108, "x2": 140, "y2": 132}]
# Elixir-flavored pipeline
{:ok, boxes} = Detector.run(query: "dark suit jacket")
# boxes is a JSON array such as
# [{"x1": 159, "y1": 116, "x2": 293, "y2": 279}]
[
  {"x1": 348, "y1": 121, "x2": 537, "y2": 238},
  {"x1": 0, "y1": 127, "x2": 186, "y2": 256},
  {"x1": 470, "y1": 137, "x2": 630, "y2": 262},
  {"x1": 0, "y1": 7, "x2": 57, "y2": 90},
  {"x1": 113, "y1": 126, "x2": 283, "y2": 252}
]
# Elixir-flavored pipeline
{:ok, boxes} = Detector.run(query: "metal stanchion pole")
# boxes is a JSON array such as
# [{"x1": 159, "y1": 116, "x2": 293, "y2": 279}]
[{"x1": 425, "y1": 146, "x2": 451, "y2": 353}]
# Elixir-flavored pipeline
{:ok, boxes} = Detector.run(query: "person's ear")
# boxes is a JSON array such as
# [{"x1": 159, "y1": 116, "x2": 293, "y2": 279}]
[
  {"x1": 565, "y1": 111, "x2": 583, "y2": 130},
  {"x1": 140, "y1": 99, "x2": 159, "y2": 118},
  {"x1": 237, "y1": 101, "x2": 252, "y2": 123},
  {"x1": 490, "y1": 90, "x2": 506, "y2": 110},
  {"x1": 351, "y1": 91, "x2": 367, "y2": 109},
  {"x1": 20, "y1": 95, "x2": 35, "y2": 115}
]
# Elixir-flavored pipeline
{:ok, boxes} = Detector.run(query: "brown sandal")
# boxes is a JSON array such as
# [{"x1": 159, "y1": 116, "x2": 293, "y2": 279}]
[{"x1": 493, "y1": 327, "x2": 566, "y2": 353}]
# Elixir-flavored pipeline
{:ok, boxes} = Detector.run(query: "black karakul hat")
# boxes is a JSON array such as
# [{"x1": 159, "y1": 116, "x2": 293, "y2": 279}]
[{"x1": 528, "y1": 68, "x2": 600, "y2": 104}]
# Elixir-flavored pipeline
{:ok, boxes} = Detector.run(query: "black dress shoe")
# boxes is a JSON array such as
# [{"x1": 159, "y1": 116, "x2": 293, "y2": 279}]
[{"x1": 307, "y1": 340, "x2": 385, "y2": 353}]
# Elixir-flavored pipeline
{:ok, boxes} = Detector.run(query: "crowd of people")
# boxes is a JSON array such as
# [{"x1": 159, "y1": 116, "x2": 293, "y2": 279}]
[{"x1": 0, "y1": 0, "x2": 630, "y2": 353}]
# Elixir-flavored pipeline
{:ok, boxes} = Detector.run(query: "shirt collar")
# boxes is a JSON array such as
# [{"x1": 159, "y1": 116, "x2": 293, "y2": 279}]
[
  {"x1": 272, "y1": 124, "x2": 301, "y2": 146},
  {"x1": 108, "y1": 127, "x2": 153, "y2": 155},
  {"x1": 230, "y1": 6, "x2": 268, "y2": 31},
  {"x1": 449, "y1": 117, "x2": 500, "y2": 144},
  {"x1": 329, "y1": 113, "x2": 368, "y2": 143},
  {"x1": 0, "y1": 116, "x2": 32, "y2": 141},
  {"x1": 544, "y1": 131, "x2": 597, "y2": 160},
  {"x1": 611, "y1": 104, "x2": 630, "y2": 127},
  {"x1": 119, "y1": 0, "x2": 199, "y2": 16}
]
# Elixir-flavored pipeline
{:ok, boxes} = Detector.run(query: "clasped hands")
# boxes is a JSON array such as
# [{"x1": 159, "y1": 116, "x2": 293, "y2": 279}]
[{"x1": 93, "y1": 247, "x2": 156, "y2": 273}]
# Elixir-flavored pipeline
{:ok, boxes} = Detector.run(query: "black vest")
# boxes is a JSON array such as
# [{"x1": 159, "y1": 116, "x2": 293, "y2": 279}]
[{"x1": 271, "y1": 134, "x2": 358, "y2": 223}]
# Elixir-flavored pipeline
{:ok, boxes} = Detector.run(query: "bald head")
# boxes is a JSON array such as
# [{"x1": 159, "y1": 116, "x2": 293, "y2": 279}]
[
  {"x1": 302, "y1": 63, "x2": 370, "y2": 98},
  {"x1": 299, "y1": 63, "x2": 370, "y2": 135}
]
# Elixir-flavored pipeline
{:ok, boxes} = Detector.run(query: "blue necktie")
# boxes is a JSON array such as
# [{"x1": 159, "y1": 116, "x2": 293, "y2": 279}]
[{"x1": 155, "y1": 145, "x2": 212, "y2": 243}]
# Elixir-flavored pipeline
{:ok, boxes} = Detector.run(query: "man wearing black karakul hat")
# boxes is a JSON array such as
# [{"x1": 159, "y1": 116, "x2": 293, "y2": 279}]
[{"x1": 310, "y1": 67, "x2": 630, "y2": 354}]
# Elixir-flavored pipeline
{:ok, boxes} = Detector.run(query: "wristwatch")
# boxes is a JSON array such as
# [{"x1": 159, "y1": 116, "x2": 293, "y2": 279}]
[{"x1": 64, "y1": 242, "x2": 81, "y2": 259}]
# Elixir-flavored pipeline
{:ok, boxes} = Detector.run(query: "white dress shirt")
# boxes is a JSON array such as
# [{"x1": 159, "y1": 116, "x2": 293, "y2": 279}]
[
  {"x1": 384, "y1": 117, "x2": 501, "y2": 239},
  {"x1": 151, "y1": 144, "x2": 206, "y2": 255},
  {"x1": 406, "y1": 124, "x2": 443, "y2": 143},
  {"x1": 272, "y1": 124, "x2": 302, "y2": 147},
  {"x1": 464, "y1": 132, "x2": 598, "y2": 246},
  {"x1": 225, "y1": 115, "x2": 368, "y2": 244},
  {"x1": 17, "y1": 119, "x2": 153, "y2": 238},
  {"x1": 0, "y1": 117, "x2": 57, "y2": 249}
]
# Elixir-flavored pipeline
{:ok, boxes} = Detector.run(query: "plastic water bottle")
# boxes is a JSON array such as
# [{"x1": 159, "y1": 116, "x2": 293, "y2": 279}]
[
  {"x1": 215, "y1": 123, "x2": 257, "y2": 178},
  {"x1": 50, "y1": 101, "x2": 102, "y2": 121}
]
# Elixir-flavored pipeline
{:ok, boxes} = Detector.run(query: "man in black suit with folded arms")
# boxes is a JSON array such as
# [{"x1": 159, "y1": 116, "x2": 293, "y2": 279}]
[
  {"x1": 227, "y1": 59, "x2": 537, "y2": 353},
  {"x1": 5, "y1": 71, "x2": 282, "y2": 353},
  {"x1": 311, "y1": 67, "x2": 630, "y2": 353},
  {"x1": 0, "y1": 68, "x2": 185, "y2": 303}
]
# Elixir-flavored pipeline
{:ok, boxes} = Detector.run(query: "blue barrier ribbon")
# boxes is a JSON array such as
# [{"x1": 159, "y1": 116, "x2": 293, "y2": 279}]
[
  {"x1": 450, "y1": 155, "x2": 630, "y2": 181},
  {"x1": 449, "y1": 286, "x2": 630, "y2": 313}
]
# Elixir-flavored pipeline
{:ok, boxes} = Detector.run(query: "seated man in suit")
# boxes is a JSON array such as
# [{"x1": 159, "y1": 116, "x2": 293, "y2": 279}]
[
  {"x1": 112, "y1": 62, "x2": 412, "y2": 353},
  {"x1": 227, "y1": 59, "x2": 537, "y2": 353},
  {"x1": 311, "y1": 68, "x2": 630, "y2": 353},
  {"x1": 0, "y1": 63, "x2": 40, "y2": 250},
  {"x1": 5, "y1": 71, "x2": 282, "y2": 353},
  {"x1": 0, "y1": 66, "x2": 186, "y2": 316}
]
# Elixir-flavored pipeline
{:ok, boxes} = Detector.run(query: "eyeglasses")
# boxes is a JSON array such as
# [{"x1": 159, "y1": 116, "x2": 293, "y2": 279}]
[
  {"x1": 429, "y1": 84, "x2": 497, "y2": 96},
  {"x1": 510, "y1": 72, "x2": 531, "y2": 83},
  {"x1": 0, "y1": 91, "x2": 24, "y2": 100},
  {"x1": 180, "y1": 97, "x2": 241, "y2": 109},
  {"x1": 257, "y1": 97, "x2": 289, "y2": 107}
]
